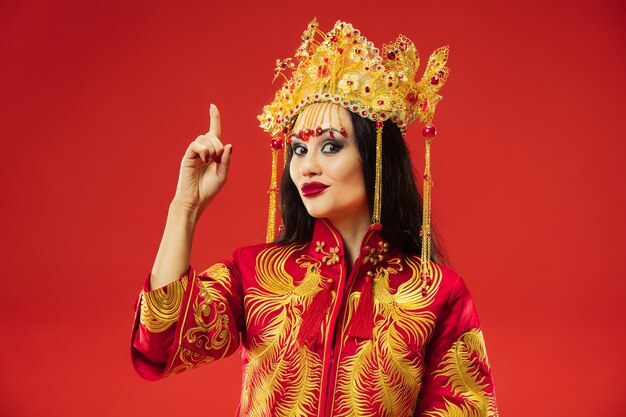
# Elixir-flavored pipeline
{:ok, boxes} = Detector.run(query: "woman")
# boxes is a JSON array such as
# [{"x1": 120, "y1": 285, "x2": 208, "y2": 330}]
[{"x1": 131, "y1": 19, "x2": 498, "y2": 417}]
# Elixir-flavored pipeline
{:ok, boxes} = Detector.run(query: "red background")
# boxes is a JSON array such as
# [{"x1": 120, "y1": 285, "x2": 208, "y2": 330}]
[{"x1": 2, "y1": 0, "x2": 625, "y2": 416}]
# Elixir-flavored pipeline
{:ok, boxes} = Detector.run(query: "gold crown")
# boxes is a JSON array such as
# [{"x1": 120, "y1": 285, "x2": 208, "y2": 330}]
[{"x1": 258, "y1": 18, "x2": 450, "y2": 137}]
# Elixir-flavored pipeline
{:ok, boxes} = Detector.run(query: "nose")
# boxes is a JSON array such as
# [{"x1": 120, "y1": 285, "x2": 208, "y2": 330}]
[{"x1": 298, "y1": 150, "x2": 322, "y2": 177}]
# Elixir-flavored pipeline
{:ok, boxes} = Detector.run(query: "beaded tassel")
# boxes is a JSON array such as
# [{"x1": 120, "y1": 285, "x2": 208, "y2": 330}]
[
  {"x1": 420, "y1": 125, "x2": 436, "y2": 294},
  {"x1": 373, "y1": 123, "x2": 383, "y2": 224},
  {"x1": 266, "y1": 143, "x2": 281, "y2": 243}
]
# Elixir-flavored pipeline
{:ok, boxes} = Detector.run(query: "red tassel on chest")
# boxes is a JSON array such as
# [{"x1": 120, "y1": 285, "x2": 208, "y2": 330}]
[{"x1": 298, "y1": 279, "x2": 334, "y2": 348}]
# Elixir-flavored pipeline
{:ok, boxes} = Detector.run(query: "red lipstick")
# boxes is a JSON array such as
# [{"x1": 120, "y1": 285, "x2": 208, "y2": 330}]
[{"x1": 301, "y1": 182, "x2": 329, "y2": 197}]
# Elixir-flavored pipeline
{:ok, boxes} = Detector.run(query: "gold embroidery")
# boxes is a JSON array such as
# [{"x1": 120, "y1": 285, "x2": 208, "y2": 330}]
[
  {"x1": 184, "y1": 263, "x2": 235, "y2": 354},
  {"x1": 363, "y1": 240, "x2": 390, "y2": 265},
  {"x1": 335, "y1": 256, "x2": 442, "y2": 417},
  {"x1": 164, "y1": 345, "x2": 216, "y2": 377},
  {"x1": 425, "y1": 329, "x2": 498, "y2": 417},
  {"x1": 160, "y1": 263, "x2": 238, "y2": 378},
  {"x1": 140, "y1": 275, "x2": 188, "y2": 333},
  {"x1": 315, "y1": 240, "x2": 340, "y2": 265},
  {"x1": 240, "y1": 243, "x2": 325, "y2": 417}
]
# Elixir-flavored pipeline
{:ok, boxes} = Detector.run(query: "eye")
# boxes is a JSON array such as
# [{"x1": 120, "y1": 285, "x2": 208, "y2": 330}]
[
  {"x1": 292, "y1": 143, "x2": 307, "y2": 156},
  {"x1": 321, "y1": 141, "x2": 343, "y2": 153}
]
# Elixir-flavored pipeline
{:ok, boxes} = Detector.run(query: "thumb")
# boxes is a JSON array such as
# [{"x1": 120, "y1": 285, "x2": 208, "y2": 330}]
[{"x1": 216, "y1": 144, "x2": 233, "y2": 178}]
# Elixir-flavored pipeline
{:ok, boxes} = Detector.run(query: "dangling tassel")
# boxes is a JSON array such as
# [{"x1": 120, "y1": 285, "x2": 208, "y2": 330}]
[
  {"x1": 420, "y1": 125, "x2": 436, "y2": 294},
  {"x1": 298, "y1": 285, "x2": 333, "y2": 348},
  {"x1": 348, "y1": 273, "x2": 374, "y2": 339},
  {"x1": 372, "y1": 122, "x2": 384, "y2": 224},
  {"x1": 266, "y1": 139, "x2": 283, "y2": 243}
]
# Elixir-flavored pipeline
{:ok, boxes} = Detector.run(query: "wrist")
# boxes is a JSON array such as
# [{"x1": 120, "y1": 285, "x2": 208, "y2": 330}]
[{"x1": 169, "y1": 200, "x2": 201, "y2": 224}]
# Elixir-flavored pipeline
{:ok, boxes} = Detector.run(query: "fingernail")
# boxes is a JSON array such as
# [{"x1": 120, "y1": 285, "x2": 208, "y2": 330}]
[
  {"x1": 215, "y1": 155, "x2": 222, "y2": 164},
  {"x1": 229, "y1": 145, "x2": 233, "y2": 155}
]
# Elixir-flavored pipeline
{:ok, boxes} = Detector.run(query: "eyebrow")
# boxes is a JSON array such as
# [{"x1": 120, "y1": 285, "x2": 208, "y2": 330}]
[{"x1": 291, "y1": 128, "x2": 342, "y2": 141}]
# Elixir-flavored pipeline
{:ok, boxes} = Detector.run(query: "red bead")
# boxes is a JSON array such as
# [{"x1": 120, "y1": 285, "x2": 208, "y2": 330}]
[
  {"x1": 352, "y1": 105, "x2": 358, "y2": 111},
  {"x1": 400, "y1": 41, "x2": 408, "y2": 51},
  {"x1": 377, "y1": 100, "x2": 384, "y2": 105},
  {"x1": 324, "y1": 57, "x2": 329, "y2": 63},
  {"x1": 365, "y1": 86, "x2": 371, "y2": 93},
  {"x1": 406, "y1": 93, "x2": 417, "y2": 103},
  {"x1": 386, "y1": 51, "x2": 396, "y2": 60},
  {"x1": 372, "y1": 223, "x2": 382, "y2": 231},
  {"x1": 421, "y1": 289, "x2": 428, "y2": 297},
  {"x1": 430, "y1": 76, "x2": 439, "y2": 85},
  {"x1": 340, "y1": 128, "x2": 348, "y2": 137},
  {"x1": 388, "y1": 82, "x2": 393, "y2": 87},
  {"x1": 438, "y1": 70, "x2": 445, "y2": 77},
  {"x1": 376, "y1": 121, "x2": 384, "y2": 128},
  {"x1": 306, "y1": 128, "x2": 315, "y2": 138},
  {"x1": 346, "y1": 32, "x2": 352, "y2": 38},
  {"x1": 329, "y1": 130, "x2": 334, "y2": 138},
  {"x1": 347, "y1": 80, "x2": 353, "y2": 85},
  {"x1": 331, "y1": 35, "x2": 338, "y2": 42},
  {"x1": 337, "y1": 47, "x2": 344, "y2": 54},
  {"x1": 270, "y1": 139, "x2": 284, "y2": 150},
  {"x1": 315, "y1": 126, "x2": 322, "y2": 135},
  {"x1": 298, "y1": 130, "x2": 304, "y2": 138},
  {"x1": 422, "y1": 125, "x2": 437, "y2": 137}
]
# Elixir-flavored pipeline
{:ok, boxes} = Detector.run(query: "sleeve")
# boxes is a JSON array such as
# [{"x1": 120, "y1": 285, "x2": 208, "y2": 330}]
[
  {"x1": 129, "y1": 249, "x2": 245, "y2": 381},
  {"x1": 414, "y1": 274, "x2": 499, "y2": 417}
]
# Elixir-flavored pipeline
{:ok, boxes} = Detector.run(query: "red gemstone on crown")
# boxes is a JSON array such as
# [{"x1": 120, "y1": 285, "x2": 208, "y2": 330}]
[
  {"x1": 340, "y1": 128, "x2": 348, "y2": 137},
  {"x1": 337, "y1": 47, "x2": 344, "y2": 54},
  {"x1": 376, "y1": 121, "x2": 383, "y2": 128},
  {"x1": 270, "y1": 139, "x2": 284, "y2": 150},
  {"x1": 406, "y1": 93, "x2": 417, "y2": 103},
  {"x1": 315, "y1": 126, "x2": 322, "y2": 135},
  {"x1": 422, "y1": 125, "x2": 437, "y2": 137},
  {"x1": 378, "y1": 100, "x2": 384, "y2": 105},
  {"x1": 430, "y1": 76, "x2": 439, "y2": 85},
  {"x1": 352, "y1": 105, "x2": 358, "y2": 111},
  {"x1": 365, "y1": 86, "x2": 371, "y2": 93},
  {"x1": 386, "y1": 51, "x2": 396, "y2": 60},
  {"x1": 347, "y1": 80, "x2": 353, "y2": 85}
]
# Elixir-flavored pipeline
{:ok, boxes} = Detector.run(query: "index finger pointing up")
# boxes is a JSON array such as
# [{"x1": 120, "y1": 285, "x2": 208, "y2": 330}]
[{"x1": 209, "y1": 103, "x2": 222, "y2": 138}]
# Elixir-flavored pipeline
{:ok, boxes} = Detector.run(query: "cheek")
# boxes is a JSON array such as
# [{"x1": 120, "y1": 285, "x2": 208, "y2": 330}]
[{"x1": 330, "y1": 158, "x2": 365, "y2": 193}]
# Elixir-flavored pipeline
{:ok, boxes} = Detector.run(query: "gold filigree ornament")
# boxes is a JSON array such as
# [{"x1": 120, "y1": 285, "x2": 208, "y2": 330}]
[{"x1": 258, "y1": 18, "x2": 450, "y2": 286}]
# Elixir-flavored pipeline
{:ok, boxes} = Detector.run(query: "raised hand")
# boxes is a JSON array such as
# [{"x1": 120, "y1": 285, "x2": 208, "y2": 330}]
[{"x1": 172, "y1": 103, "x2": 233, "y2": 217}]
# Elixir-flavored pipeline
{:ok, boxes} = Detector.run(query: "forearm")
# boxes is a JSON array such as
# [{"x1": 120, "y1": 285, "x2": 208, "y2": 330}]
[{"x1": 149, "y1": 201, "x2": 200, "y2": 290}]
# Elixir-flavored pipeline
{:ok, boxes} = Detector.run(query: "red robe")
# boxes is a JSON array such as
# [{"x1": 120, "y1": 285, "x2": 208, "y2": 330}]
[{"x1": 130, "y1": 218, "x2": 498, "y2": 417}]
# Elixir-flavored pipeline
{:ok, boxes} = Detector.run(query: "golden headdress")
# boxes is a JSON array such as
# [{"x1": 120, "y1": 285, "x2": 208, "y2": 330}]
[{"x1": 258, "y1": 18, "x2": 449, "y2": 294}]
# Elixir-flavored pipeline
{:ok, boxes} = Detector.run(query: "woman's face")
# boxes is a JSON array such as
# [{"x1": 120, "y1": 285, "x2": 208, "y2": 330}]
[{"x1": 289, "y1": 103, "x2": 369, "y2": 224}]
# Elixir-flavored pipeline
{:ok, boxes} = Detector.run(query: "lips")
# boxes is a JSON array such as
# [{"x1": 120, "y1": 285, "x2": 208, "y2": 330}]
[{"x1": 301, "y1": 182, "x2": 329, "y2": 197}]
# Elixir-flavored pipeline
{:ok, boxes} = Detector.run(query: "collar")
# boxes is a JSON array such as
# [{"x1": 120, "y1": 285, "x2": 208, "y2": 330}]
[{"x1": 307, "y1": 218, "x2": 392, "y2": 268}]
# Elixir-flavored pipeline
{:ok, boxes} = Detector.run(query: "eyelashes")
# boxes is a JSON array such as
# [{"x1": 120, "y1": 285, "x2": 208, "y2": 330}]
[{"x1": 291, "y1": 140, "x2": 344, "y2": 156}]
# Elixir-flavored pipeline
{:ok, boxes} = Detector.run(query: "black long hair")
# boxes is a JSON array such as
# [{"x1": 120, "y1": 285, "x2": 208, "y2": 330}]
[{"x1": 275, "y1": 112, "x2": 448, "y2": 265}]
